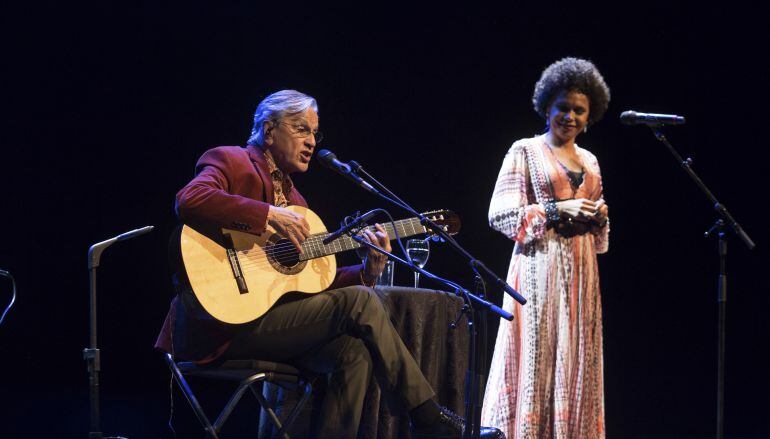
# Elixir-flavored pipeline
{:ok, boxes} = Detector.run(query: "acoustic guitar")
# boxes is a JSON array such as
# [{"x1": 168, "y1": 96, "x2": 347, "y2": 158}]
[{"x1": 177, "y1": 206, "x2": 460, "y2": 324}]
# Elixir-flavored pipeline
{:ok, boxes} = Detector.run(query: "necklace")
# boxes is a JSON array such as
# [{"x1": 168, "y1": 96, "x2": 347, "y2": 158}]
[{"x1": 543, "y1": 139, "x2": 584, "y2": 192}]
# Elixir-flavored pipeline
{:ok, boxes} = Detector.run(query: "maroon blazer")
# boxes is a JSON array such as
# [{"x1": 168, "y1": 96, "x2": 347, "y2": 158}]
[{"x1": 155, "y1": 145, "x2": 363, "y2": 361}]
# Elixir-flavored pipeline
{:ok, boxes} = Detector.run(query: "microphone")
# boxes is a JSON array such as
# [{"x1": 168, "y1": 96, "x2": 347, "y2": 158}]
[
  {"x1": 620, "y1": 111, "x2": 685, "y2": 126},
  {"x1": 117, "y1": 225, "x2": 154, "y2": 241},
  {"x1": 323, "y1": 209, "x2": 379, "y2": 245},
  {"x1": 316, "y1": 149, "x2": 379, "y2": 195},
  {"x1": 316, "y1": 148, "x2": 352, "y2": 173}
]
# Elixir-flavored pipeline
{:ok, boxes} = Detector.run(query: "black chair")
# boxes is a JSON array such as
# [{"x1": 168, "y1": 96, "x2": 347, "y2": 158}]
[{"x1": 163, "y1": 353, "x2": 314, "y2": 438}]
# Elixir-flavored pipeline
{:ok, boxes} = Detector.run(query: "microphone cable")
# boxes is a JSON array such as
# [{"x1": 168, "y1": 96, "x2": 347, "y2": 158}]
[{"x1": 0, "y1": 269, "x2": 16, "y2": 326}]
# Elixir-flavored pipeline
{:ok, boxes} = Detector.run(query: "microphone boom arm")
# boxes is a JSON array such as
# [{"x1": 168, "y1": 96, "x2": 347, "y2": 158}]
[
  {"x1": 350, "y1": 160, "x2": 527, "y2": 306},
  {"x1": 351, "y1": 233, "x2": 512, "y2": 320},
  {"x1": 650, "y1": 127, "x2": 754, "y2": 249}
]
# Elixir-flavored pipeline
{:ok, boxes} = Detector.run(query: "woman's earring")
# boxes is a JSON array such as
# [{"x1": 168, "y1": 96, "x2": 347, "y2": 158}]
[{"x1": 583, "y1": 125, "x2": 588, "y2": 133}]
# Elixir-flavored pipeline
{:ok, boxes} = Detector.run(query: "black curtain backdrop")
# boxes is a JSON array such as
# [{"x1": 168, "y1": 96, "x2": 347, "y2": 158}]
[{"x1": 1, "y1": 3, "x2": 768, "y2": 438}]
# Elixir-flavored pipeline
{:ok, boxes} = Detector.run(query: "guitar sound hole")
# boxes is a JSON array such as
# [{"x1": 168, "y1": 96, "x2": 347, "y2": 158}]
[
  {"x1": 271, "y1": 239, "x2": 300, "y2": 267},
  {"x1": 266, "y1": 237, "x2": 307, "y2": 275}
]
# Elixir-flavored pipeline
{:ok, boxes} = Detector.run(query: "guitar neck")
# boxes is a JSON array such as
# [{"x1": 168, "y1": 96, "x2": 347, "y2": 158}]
[{"x1": 299, "y1": 217, "x2": 426, "y2": 261}]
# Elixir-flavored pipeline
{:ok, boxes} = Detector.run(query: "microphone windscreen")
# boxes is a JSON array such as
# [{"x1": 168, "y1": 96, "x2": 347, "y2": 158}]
[
  {"x1": 316, "y1": 149, "x2": 334, "y2": 161},
  {"x1": 315, "y1": 149, "x2": 352, "y2": 173},
  {"x1": 619, "y1": 111, "x2": 637, "y2": 125}
]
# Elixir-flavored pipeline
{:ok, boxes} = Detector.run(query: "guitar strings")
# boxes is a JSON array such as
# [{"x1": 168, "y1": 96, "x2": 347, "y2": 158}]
[
  {"x1": 208, "y1": 215, "x2": 446, "y2": 270},
  {"x1": 236, "y1": 238, "x2": 347, "y2": 269},
  {"x1": 236, "y1": 221, "x2": 426, "y2": 266},
  {"x1": 234, "y1": 222, "x2": 430, "y2": 271},
  {"x1": 235, "y1": 231, "x2": 383, "y2": 270},
  {"x1": 232, "y1": 224, "x2": 396, "y2": 263}
]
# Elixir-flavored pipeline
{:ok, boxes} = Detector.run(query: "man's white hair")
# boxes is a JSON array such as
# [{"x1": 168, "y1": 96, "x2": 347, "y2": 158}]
[{"x1": 247, "y1": 90, "x2": 318, "y2": 146}]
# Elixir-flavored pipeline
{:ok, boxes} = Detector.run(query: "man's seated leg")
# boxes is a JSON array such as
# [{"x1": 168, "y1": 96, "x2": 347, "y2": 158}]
[
  {"x1": 324, "y1": 286, "x2": 504, "y2": 439},
  {"x1": 294, "y1": 335, "x2": 373, "y2": 439},
  {"x1": 226, "y1": 285, "x2": 503, "y2": 438}
]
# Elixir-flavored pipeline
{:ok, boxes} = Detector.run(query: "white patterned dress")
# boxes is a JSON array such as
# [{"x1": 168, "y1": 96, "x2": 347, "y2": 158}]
[{"x1": 481, "y1": 135, "x2": 609, "y2": 438}]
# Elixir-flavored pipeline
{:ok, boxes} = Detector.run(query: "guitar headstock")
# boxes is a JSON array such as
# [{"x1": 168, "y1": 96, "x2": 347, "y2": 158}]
[{"x1": 421, "y1": 209, "x2": 461, "y2": 236}]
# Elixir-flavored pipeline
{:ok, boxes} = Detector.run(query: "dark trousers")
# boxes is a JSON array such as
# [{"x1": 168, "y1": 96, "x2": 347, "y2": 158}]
[{"x1": 224, "y1": 285, "x2": 435, "y2": 438}]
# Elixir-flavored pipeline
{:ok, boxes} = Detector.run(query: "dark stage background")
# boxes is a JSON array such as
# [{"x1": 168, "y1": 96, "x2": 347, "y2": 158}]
[{"x1": 2, "y1": 3, "x2": 769, "y2": 438}]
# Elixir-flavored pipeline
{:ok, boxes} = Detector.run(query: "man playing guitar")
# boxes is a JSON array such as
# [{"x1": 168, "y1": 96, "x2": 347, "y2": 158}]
[{"x1": 155, "y1": 90, "x2": 502, "y2": 439}]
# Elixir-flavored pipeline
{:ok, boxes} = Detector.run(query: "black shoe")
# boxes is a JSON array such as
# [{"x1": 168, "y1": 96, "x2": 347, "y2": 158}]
[{"x1": 410, "y1": 406, "x2": 505, "y2": 439}]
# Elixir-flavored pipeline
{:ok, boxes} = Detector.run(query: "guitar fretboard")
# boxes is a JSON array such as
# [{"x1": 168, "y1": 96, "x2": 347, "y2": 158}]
[{"x1": 298, "y1": 217, "x2": 427, "y2": 260}]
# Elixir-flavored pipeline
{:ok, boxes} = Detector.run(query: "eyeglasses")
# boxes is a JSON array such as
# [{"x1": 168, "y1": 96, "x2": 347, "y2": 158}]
[{"x1": 277, "y1": 121, "x2": 324, "y2": 144}]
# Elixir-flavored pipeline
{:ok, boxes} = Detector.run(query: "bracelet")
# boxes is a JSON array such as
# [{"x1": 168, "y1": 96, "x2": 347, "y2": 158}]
[
  {"x1": 544, "y1": 200, "x2": 560, "y2": 223},
  {"x1": 360, "y1": 269, "x2": 377, "y2": 288}
]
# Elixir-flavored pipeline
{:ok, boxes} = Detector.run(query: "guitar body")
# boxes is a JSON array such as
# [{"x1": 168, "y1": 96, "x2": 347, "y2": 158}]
[
  {"x1": 179, "y1": 205, "x2": 336, "y2": 324},
  {"x1": 177, "y1": 206, "x2": 459, "y2": 324}
]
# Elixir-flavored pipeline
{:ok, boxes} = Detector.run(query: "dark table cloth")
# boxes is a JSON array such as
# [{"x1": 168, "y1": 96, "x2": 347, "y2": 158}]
[{"x1": 261, "y1": 286, "x2": 470, "y2": 438}]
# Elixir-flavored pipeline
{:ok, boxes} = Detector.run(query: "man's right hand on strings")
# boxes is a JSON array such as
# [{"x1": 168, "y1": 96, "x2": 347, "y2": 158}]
[{"x1": 268, "y1": 205, "x2": 310, "y2": 250}]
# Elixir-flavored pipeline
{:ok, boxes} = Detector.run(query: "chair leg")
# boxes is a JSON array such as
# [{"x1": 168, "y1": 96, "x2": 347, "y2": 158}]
[
  {"x1": 276, "y1": 380, "x2": 313, "y2": 438},
  {"x1": 165, "y1": 353, "x2": 312, "y2": 439},
  {"x1": 251, "y1": 379, "x2": 314, "y2": 439},
  {"x1": 251, "y1": 385, "x2": 288, "y2": 439},
  {"x1": 211, "y1": 372, "x2": 267, "y2": 432},
  {"x1": 165, "y1": 354, "x2": 219, "y2": 439}
]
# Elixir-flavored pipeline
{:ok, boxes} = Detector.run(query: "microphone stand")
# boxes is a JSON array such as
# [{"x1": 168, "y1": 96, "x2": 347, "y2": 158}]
[
  {"x1": 85, "y1": 226, "x2": 154, "y2": 439},
  {"x1": 648, "y1": 127, "x2": 755, "y2": 439},
  {"x1": 346, "y1": 160, "x2": 523, "y2": 439}
]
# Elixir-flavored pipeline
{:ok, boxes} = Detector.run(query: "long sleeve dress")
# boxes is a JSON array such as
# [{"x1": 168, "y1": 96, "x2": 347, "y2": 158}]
[{"x1": 480, "y1": 135, "x2": 609, "y2": 439}]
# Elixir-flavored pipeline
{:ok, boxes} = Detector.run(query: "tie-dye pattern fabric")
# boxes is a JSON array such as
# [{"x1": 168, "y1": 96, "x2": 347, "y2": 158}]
[{"x1": 481, "y1": 135, "x2": 609, "y2": 438}]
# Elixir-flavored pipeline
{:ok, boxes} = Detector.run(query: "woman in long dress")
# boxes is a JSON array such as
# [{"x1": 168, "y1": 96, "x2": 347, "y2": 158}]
[{"x1": 481, "y1": 57, "x2": 611, "y2": 438}]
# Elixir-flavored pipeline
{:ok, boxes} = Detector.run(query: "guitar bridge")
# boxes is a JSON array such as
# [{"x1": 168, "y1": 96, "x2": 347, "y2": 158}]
[{"x1": 226, "y1": 248, "x2": 249, "y2": 294}]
